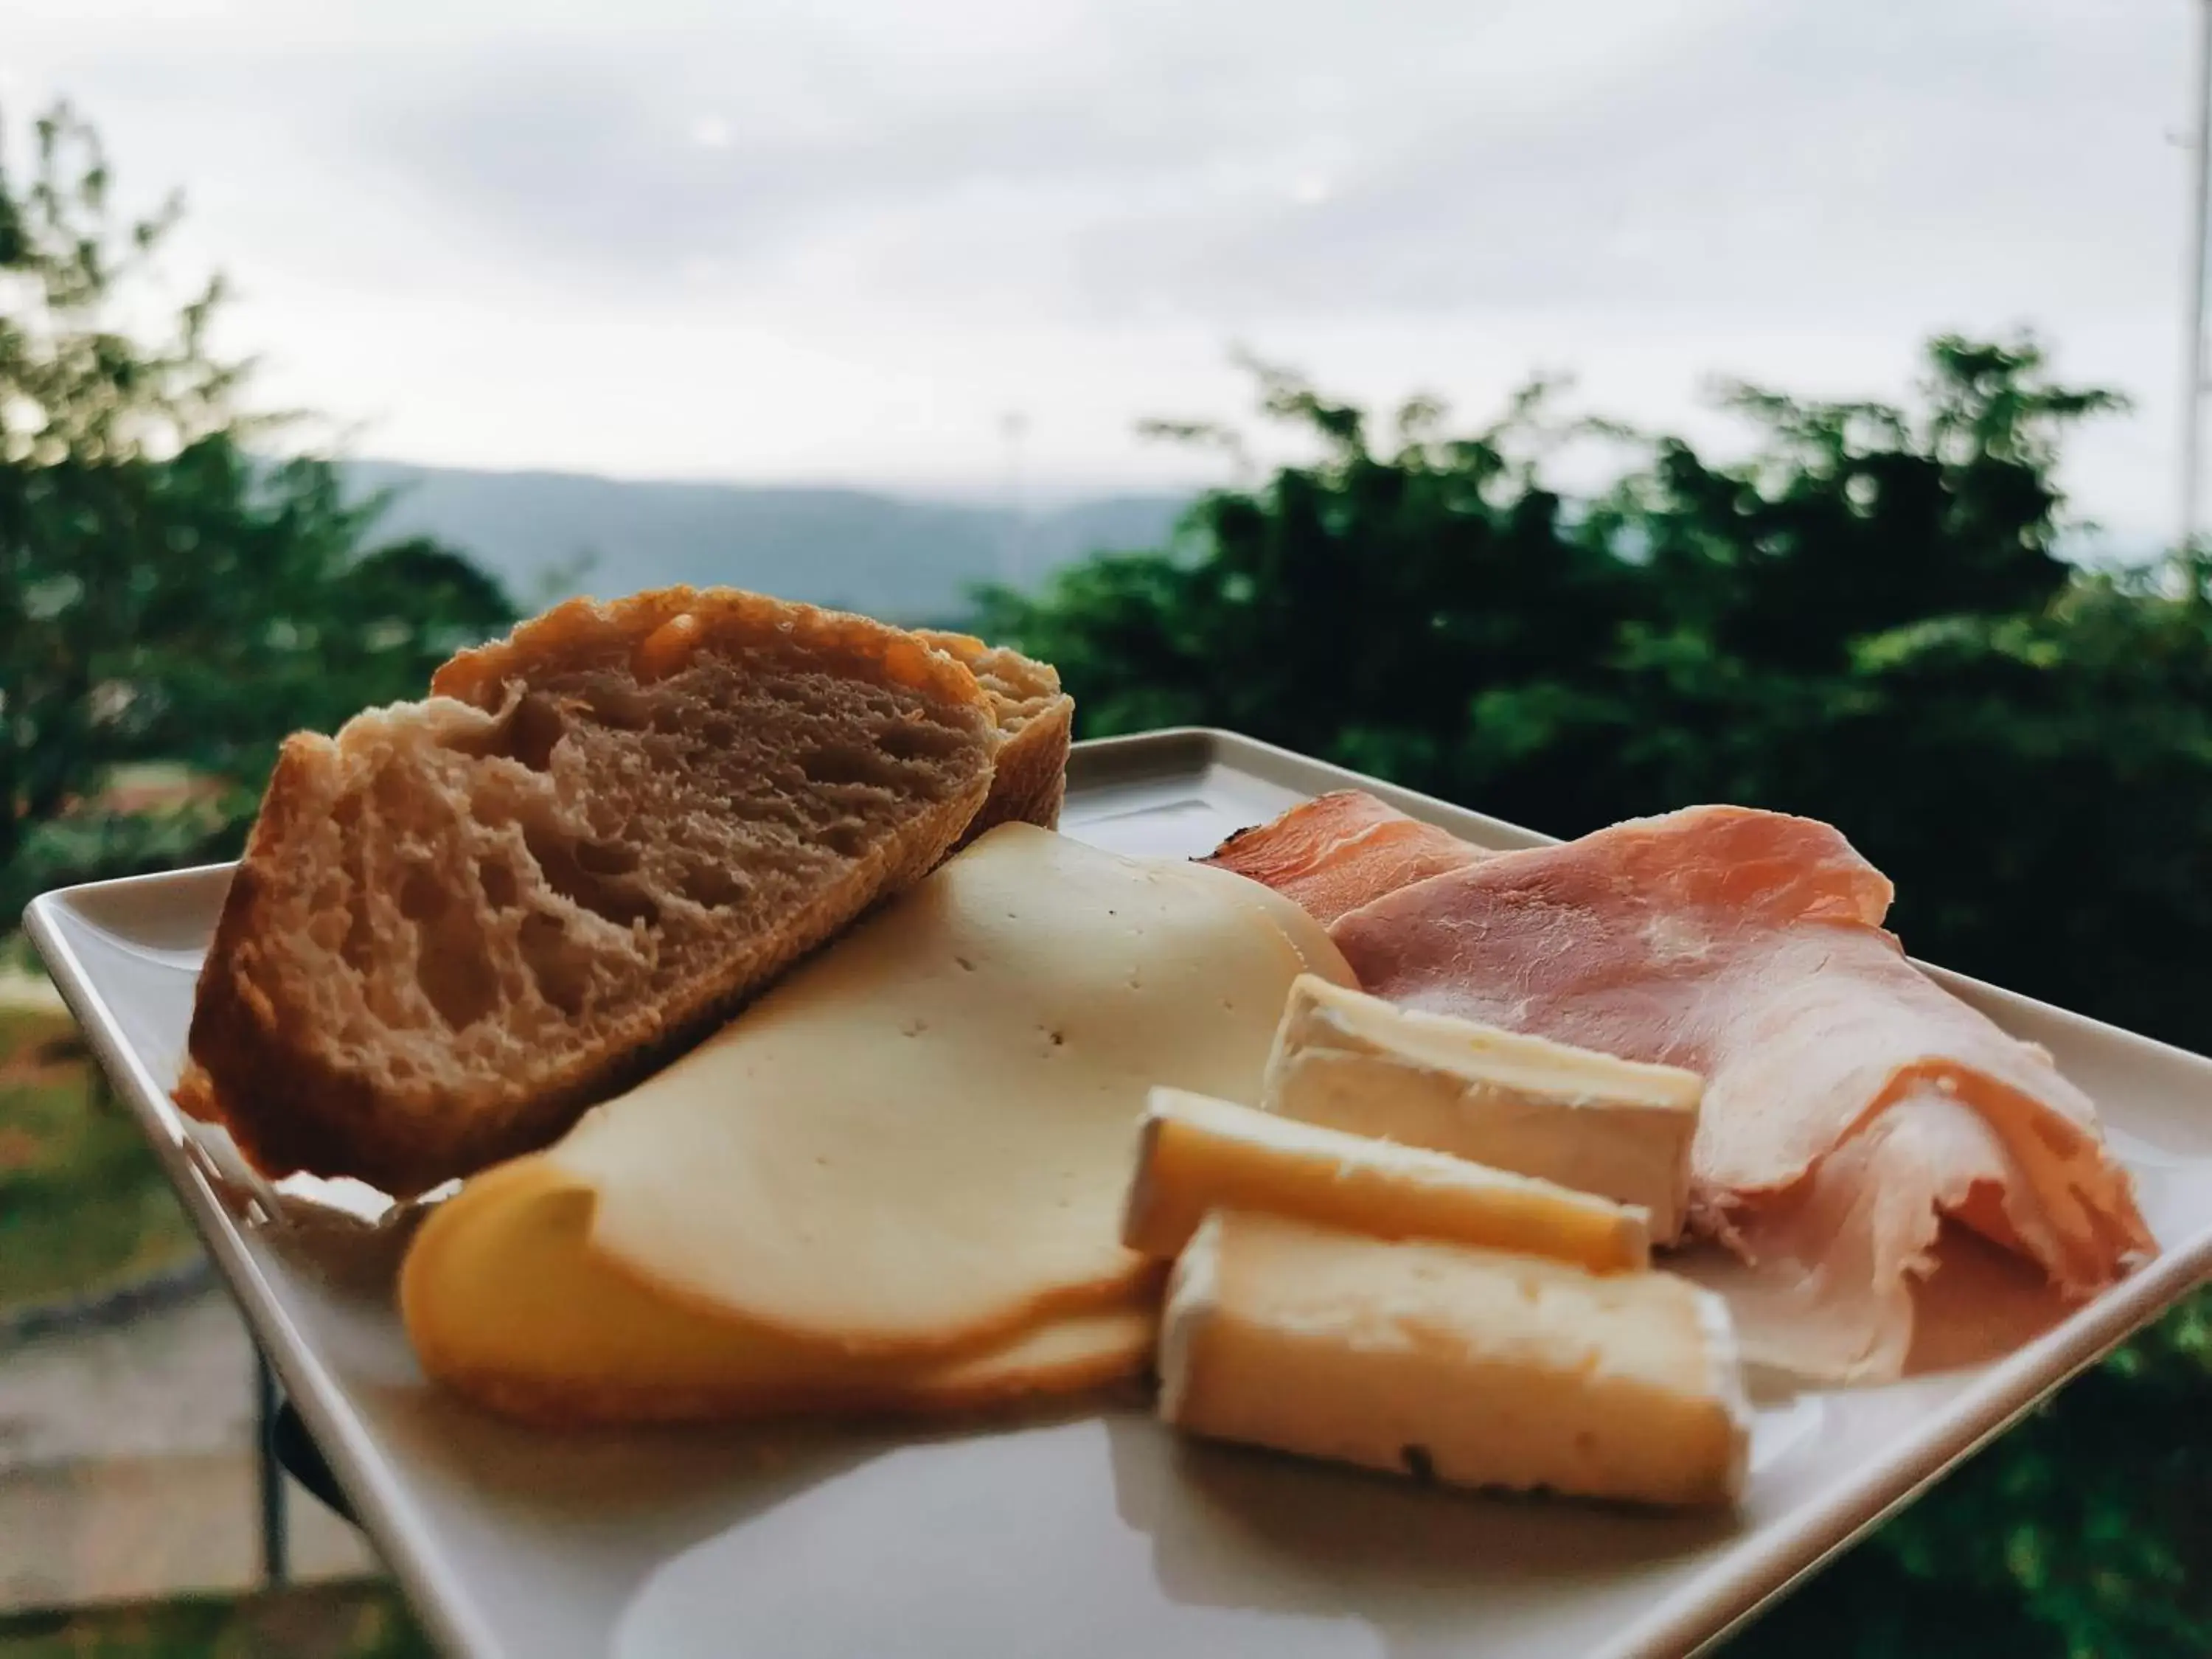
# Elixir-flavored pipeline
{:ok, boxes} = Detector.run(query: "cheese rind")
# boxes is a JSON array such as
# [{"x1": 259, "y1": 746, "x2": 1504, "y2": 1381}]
[
  {"x1": 1121, "y1": 1086, "x2": 1651, "y2": 1271},
  {"x1": 1158, "y1": 1211, "x2": 1751, "y2": 1509},
  {"x1": 400, "y1": 1155, "x2": 1160, "y2": 1426},
  {"x1": 1265, "y1": 975, "x2": 1703, "y2": 1242}
]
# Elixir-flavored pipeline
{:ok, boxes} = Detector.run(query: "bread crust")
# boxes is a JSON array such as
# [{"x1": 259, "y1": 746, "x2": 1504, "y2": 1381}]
[
  {"x1": 967, "y1": 694, "x2": 1073, "y2": 841},
  {"x1": 435, "y1": 588, "x2": 984, "y2": 712},
  {"x1": 180, "y1": 588, "x2": 996, "y2": 1197},
  {"x1": 917, "y1": 631, "x2": 1075, "y2": 849}
]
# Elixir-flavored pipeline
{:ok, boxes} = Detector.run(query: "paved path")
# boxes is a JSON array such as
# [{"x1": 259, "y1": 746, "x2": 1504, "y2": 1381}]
[
  {"x1": 0, "y1": 953, "x2": 380, "y2": 1613},
  {"x1": 0, "y1": 1289, "x2": 375, "y2": 1613}
]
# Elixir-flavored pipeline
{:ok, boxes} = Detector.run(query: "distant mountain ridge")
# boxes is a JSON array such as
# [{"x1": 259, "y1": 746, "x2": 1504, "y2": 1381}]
[{"x1": 346, "y1": 461, "x2": 1190, "y2": 624}]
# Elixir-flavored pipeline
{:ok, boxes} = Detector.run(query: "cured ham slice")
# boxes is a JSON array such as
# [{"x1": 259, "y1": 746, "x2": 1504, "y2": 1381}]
[
  {"x1": 1679, "y1": 1088, "x2": 2056, "y2": 1380},
  {"x1": 1207, "y1": 795, "x2": 2155, "y2": 1382},
  {"x1": 1202, "y1": 790, "x2": 1491, "y2": 927}
]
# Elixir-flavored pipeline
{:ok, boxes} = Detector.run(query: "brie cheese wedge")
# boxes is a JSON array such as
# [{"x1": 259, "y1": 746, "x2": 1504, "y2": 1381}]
[
  {"x1": 1159, "y1": 1209, "x2": 1750, "y2": 1509},
  {"x1": 1265, "y1": 975, "x2": 1703, "y2": 1241}
]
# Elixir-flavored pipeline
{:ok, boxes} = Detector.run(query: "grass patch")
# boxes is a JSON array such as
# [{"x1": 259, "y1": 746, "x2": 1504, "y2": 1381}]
[
  {"x1": 0, "y1": 1581, "x2": 432, "y2": 1658},
  {"x1": 0, "y1": 997, "x2": 201, "y2": 1315}
]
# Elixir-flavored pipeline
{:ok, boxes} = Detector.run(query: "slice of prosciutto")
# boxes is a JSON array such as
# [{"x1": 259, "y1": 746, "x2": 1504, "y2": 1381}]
[
  {"x1": 1204, "y1": 794, "x2": 2155, "y2": 1382},
  {"x1": 1203, "y1": 789, "x2": 1491, "y2": 927}
]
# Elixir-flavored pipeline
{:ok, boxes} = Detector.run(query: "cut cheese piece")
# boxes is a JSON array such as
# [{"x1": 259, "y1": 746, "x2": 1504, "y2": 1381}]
[
  {"x1": 1214, "y1": 866, "x2": 1358, "y2": 991},
  {"x1": 1265, "y1": 975, "x2": 1703, "y2": 1242},
  {"x1": 400, "y1": 1156, "x2": 1159, "y2": 1427},
  {"x1": 1122, "y1": 1086, "x2": 1650, "y2": 1272},
  {"x1": 1159, "y1": 1211, "x2": 1750, "y2": 1509},
  {"x1": 446, "y1": 824, "x2": 1354, "y2": 1358}
]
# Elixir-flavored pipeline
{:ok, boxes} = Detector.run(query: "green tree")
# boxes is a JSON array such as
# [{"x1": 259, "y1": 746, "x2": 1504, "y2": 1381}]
[
  {"x1": 0, "y1": 102, "x2": 515, "y2": 910},
  {"x1": 981, "y1": 336, "x2": 2212, "y2": 1051},
  {"x1": 979, "y1": 338, "x2": 2212, "y2": 1656}
]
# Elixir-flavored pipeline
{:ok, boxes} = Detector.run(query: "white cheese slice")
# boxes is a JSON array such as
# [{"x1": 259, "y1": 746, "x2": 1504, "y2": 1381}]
[
  {"x1": 1159, "y1": 1210, "x2": 1751, "y2": 1509},
  {"x1": 1121, "y1": 1085, "x2": 1650, "y2": 1272},
  {"x1": 514, "y1": 824, "x2": 1355, "y2": 1354},
  {"x1": 1265, "y1": 975, "x2": 1704, "y2": 1241}
]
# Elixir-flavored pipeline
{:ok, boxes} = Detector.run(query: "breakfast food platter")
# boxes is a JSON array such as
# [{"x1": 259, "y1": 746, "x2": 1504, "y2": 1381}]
[{"x1": 25, "y1": 598, "x2": 2212, "y2": 1658}]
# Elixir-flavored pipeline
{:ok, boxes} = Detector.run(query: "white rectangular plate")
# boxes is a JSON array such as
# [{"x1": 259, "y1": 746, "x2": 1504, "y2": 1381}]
[{"x1": 25, "y1": 728, "x2": 2212, "y2": 1659}]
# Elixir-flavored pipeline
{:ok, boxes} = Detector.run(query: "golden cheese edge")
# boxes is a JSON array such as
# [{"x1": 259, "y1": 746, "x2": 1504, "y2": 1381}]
[
  {"x1": 1121, "y1": 1085, "x2": 1651, "y2": 1272},
  {"x1": 399, "y1": 1156, "x2": 1159, "y2": 1427}
]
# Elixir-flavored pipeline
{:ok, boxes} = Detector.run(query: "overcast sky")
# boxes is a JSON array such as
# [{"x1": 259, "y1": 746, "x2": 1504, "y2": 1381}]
[{"x1": 4, "y1": 1, "x2": 2197, "y2": 539}]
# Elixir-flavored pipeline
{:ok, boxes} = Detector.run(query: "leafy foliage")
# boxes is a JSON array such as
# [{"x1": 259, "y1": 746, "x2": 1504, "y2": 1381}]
[
  {"x1": 981, "y1": 337, "x2": 2212, "y2": 1052},
  {"x1": 0, "y1": 102, "x2": 515, "y2": 892},
  {"x1": 980, "y1": 339, "x2": 2212, "y2": 1655}
]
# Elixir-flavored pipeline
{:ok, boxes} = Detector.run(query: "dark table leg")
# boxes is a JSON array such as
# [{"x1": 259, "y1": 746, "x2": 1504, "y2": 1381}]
[
  {"x1": 268, "y1": 1394, "x2": 362, "y2": 1529},
  {"x1": 254, "y1": 1347, "x2": 290, "y2": 1583}
]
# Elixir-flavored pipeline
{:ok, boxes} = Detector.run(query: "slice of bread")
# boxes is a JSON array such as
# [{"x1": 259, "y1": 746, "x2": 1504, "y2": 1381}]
[
  {"x1": 916, "y1": 631, "x2": 1074, "y2": 849},
  {"x1": 177, "y1": 588, "x2": 998, "y2": 1197}
]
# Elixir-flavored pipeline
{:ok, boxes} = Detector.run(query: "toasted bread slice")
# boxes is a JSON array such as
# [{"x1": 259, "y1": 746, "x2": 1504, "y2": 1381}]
[
  {"x1": 178, "y1": 588, "x2": 997, "y2": 1197},
  {"x1": 917, "y1": 631, "x2": 1074, "y2": 849}
]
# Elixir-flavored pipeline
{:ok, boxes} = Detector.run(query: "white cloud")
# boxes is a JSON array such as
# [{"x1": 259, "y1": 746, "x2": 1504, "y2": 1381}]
[{"x1": 2, "y1": 0, "x2": 2195, "y2": 539}]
